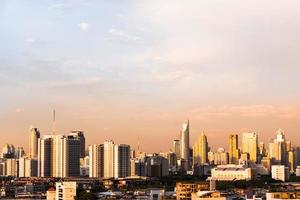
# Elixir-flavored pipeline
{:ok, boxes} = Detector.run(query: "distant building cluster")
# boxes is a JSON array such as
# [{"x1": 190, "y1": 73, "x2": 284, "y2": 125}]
[{"x1": 0, "y1": 120, "x2": 300, "y2": 184}]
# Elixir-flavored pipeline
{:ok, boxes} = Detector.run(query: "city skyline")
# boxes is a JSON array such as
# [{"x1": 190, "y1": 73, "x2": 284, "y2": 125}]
[
  {"x1": 1, "y1": 1, "x2": 300, "y2": 153},
  {"x1": 0, "y1": 119, "x2": 298, "y2": 154}
]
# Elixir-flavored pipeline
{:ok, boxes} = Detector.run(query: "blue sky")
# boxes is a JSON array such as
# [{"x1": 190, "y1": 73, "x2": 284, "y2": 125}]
[{"x1": 1, "y1": 0, "x2": 300, "y2": 152}]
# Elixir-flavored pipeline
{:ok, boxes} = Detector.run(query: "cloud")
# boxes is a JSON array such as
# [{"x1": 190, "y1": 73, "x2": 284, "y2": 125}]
[
  {"x1": 78, "y1": 22, "x2": 89, "y2": 31},
  {"x1": 108, "y1": 25, "x2": 140, "y2": 42}
]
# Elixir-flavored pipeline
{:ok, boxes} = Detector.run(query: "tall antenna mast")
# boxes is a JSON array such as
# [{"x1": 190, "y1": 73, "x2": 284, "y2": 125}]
[
  {"x1": 137, "y1": 136, "x2": 140, "y2": 152},
  {"x1": 52, "y1": 109, "x2": 56, "y2": 135}
]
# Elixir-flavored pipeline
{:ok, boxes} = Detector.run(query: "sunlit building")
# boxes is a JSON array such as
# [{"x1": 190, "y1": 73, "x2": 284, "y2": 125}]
[
  {"x1": 272, "y1": 165, "x2": 290, "y2": 182},
  {"x1": 180, "y1": 120, "x2": 190, "y2": 170},
  {"x1": 29, "y1": 126, "x2": 40, "y2": 159},
  {"x1": 229, "y1": 134, "x2": 239, "y2": 164},
  {"x1": 89, "y1": 144, "x2": 104, "y2": 178},
  {"x1": 242, "y1": 132, "x2": 258, "y2": 163}
]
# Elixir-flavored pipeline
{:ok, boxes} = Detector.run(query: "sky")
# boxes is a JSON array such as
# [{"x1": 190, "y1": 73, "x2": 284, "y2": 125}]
[{"x1": 1, "y1": 0, "x2": 300, "y2": 153}]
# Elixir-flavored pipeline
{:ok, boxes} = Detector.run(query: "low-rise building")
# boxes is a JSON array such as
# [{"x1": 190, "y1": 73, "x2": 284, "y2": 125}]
[
  {"x1": 296, "y1": 166, "x2": 300, "y2": 176},
  {"x1": 192, "y1": 191, "x2": 228, "y2": 200},
  {"x1": 211, "y1": 165, "x2": 252, "y2": 181},
  {"x1": 176, "y1": 182, "x2": 210, "y2": 200},
  {"x1": 271, "y1": 165, "x2": 290, "y2": 182},
  {"x1": 55, "y1": 182, "x2": 76, "y2": 200},
  {"x1": 266, "y1": 192, "x2": 300, "y2": 200}
]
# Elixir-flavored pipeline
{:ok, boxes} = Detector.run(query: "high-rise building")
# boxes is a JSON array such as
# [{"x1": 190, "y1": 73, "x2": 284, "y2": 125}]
[
  {"x1": 69, "y1": 131, "x2": 85, "y2": 158},
  {"x1": 172, "y1": 140, "x2": 181, "y2": 160},
  {"x1": 269, "y1": 130, "x2": 289, "y2": 165},
  {"x1": 38, "y1": 135, "x2": 80, "y2": 178},
  {"x1": 288, "y1": 150, "x2": 296, "y2": 173},
  {"x1": 213, "y1": 148, "x2": 229, "y2": 165},
  {"x1": 145, "y1": 155, "x2": 169, "y2": 177},
  {"x1": 65, "y1": 135, "x2": 81, "y2": 177},
  {"x1": 38, "y1": 135, "x2": 53, "y2": 177},
  {"x1": 193, "y1": 132, "x2": 208, "y2": 167},
  {"x1": 104, "y1": 140, "x2": 114, "y2": 178},
  {"x1": 5, "y1": 158, "x2": 17, "y2": 176},
  {"x1": 19, "y1": 157, "x2": 38, "y2": 177},
  {"x1": 167, "y1": 151, "x2": 177, "y2": 172},
  {"x1": 130, "y1": 158, "x2": 145, "y2": 177},
  {"x1": 29, "y1": 126, "x2": 40, "y2": 159},
  {"x1": 89, "y1": 144, "x2": 104, "y2": 178},
  {"x1": 52, "y1": 135, "x2": 65, "y2": 177},
  {"x1": 229, "y1": 134, "x2": 239, "y2": 164},
  {"x1": 114, "y1": 144, "x2": 130, "y2": 178},
  {"x1": 242, "y1": 132, "x2": 258, "y2": 163},
  {"x1": 180, "y1": 120, "x2": 190, "y2": 168}
]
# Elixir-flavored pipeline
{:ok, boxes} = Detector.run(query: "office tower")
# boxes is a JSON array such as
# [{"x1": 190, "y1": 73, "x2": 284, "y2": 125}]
[
  {"x1": 296, "y1": 147, "x2": 300, "y2": 166},
  {"x1": 145, "y1": 155, "x2": 169, "y2": 177},
  {"x1": 52, "y1": 135, "x2": 80, "y2": 177},
  {"x1": 104, "y1": 140, "x2": 114, "y2": 178},
  {"x1": 114, "y1": 144, "x2": 130, "y2": 178},
  {"x1": 288, "y1": 150, "x2": 295, "y2": 173},
  {"x1": 130, "y1": 158, "x2": 146, "y2": 177},
  {"x1": 5, "y1": 159, "x2": 17, "y2": 176},
  {"x1": 16, "y1": 147, "x2": 25, "y2": 159},
  {"x1": 38, "y1": 134, "x2": 80, "y2": 178},
  {"x1": 55, "y1": 182, "x2": 77, "y2": 200},
  {"x1": 208, "y1": 151, "x2": 215, "y2": 165},
  {"x1": 180, "y1": 120, "x2": 190, "y2": 168},
  {"x1": 18, "y1": 157, "x2": 38, "y2": 177},
  {"x1": 65, "y1": 135, "x2": 81, "y2": 177},
  {"x1": 167, "y1": 151, "x2": 177, "y2": 172},
  {"x1": 259, "y1": 142, "x2": 266, "y2": 156},
  {"x1": 193, "y1": 132, "x2": 208, "y2": 166},
  {"x1": 18, "y1": 158, "x2": 25, "y2": 177},
  {"x1": 69, "y1": 131, "x2": 85, "y2": 158},
  {"x1": 213, "y1": 148, "x2": 229, "y2": 165},
  {"x1": 269, "y1": 130, "x2": 289, "y2": 165},
  {"x1": 89, "y1": 144, "x2": 104, "y2": 178},
  {"x1": 229, "y1": 134, "x2": 239, "y2": 164},
  {"x1": 130, "y1": 149, "x2": 136, "y2": 159},
  {"x1": 242, "y1": 132, "x2": 258, "y2": 163},
  {"x1": 261, "y1": 157, "x2": 271, "y2": 174},
  {"x1": 239, "y1": 153, "x2": 249, "y2": 166},
  {"x1": 29, "y1": 126, "x2": 40, "y2": 158},
  {"x1": 38, "y1": 135, "x2": 53, "y2": 177},
  {"x1": 272, "y1": 165, "x2": 290, "y2": 182},
  {"x1": 1, "y1": 144, "x2": 15, "y2": 159},
  {"x1": 52, "y1": 135, "x2": 65, "y2": 177},
  {"x1": 173, "y1": 140, "x2": 181, "y2": 160}
]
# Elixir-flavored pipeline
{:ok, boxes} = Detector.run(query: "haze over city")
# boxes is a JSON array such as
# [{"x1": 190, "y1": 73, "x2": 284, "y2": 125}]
[{"x1": 1, "y1": 1, "x2": 300, "y2": 153}]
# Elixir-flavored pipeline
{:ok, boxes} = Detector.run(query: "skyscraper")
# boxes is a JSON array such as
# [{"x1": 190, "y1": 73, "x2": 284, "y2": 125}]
[
  {"x1": 229, "y1": 134, "x2": 239, "y2": 164},
  {"x1": 180, "y1": 120, "x2": 190, "y2": 169},
  {"x1": 242, "y1": 132, "x2": 258, "y2": 163},
  {"x1": 52, "y1": 135, "x2": 65, "y2": 177},
  {"x1": 29, "y1": 126, "x2": 40, "y2": 159},
  {"x1": 193, "y1": 132, "x2": 208, "y2": 166},
  {"x1": 69, "y1": 131, "x2": 85, "y2": 158},
  {"x1": 38, "y1": 135, "x2": 53, "y2": 177},
  {"x1": 114, "y1": 144, "x2": 130, "y2": 178},
  {"x1": 268, "y1": 129, "x2": 289, "y2": 165},
  {"x1": 89, "y1": 144, "x2": 104, "y2": 178},
  {"x1": 38, "y1": 134, "x2": 80, "y2": 178},
  {"x1": 172, "y1": 140, "x2": 181, "y2": 160},
  {"x1": 104, "y1": 140, "x2": 114, "y2": 178},
  {"x1": 65, "y1": 135, "x2": 81, "y2": 177}
]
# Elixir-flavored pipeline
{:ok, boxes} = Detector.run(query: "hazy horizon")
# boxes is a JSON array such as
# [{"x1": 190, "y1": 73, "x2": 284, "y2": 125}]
[{"x1": 1, "y1": 0, "x2": 300, "y2": 153}]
